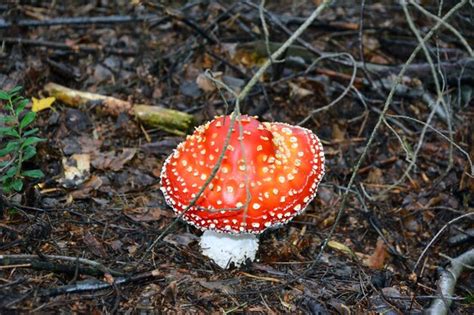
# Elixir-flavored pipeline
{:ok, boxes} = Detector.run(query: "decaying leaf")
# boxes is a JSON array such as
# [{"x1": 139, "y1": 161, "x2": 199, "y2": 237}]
[
  {"x1": 69, "y1": 175, "x2": 103, "y2": 199},
  {"x1": 363, "y1": 238, "x2": 388, "y2": 269},
  {"x1": 163, "y1": 233, "x2": 199, "y2": 247},
  {"x1": 367, "y1": 167, "x2": 384, "y2": 185},
  {"x1": 123, "y1": 207, "x2": 173, "y2": 222},
  {"x1": 196, "y1": 72, "x2": 222, "y2": 92},
  {"x1": 83, "y1": 231, "x2": 107, "y2": 258},
  {"x1": 289, "y1": 82, "x2": 314, "y2": 99},
  {"x1": 328, "y1": 240, "x2": 355, "y2": 257},
  {"x1": 91, "y1": 148, "x2": 136, "y2": 171}
]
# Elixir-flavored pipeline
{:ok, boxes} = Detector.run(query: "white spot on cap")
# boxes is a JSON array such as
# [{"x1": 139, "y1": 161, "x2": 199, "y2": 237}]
[
  {"x1": 252, "y1": 203, "x2": 261, "y2": 210},
  {"x1": 278, "y1": 176, "x2": 285, "y2": 183},
  {"x1": 252, "y1": 223, "x2": 260, "y2": 228},
  {"x1": 294, "y1": 204, "x2": 301, "y2": 211}
]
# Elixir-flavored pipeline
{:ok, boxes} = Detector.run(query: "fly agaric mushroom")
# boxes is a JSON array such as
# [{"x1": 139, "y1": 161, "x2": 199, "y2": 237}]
[{"x1": 160, "y1": 115, "x2": 324, "y2": 268}]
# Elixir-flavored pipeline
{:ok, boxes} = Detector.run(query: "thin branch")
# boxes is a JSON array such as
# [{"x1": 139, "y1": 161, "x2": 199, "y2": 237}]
[
  {"x1": 0, "y1": 254, "x2": 123, "y2": 276},
  {"x1": 426, "y1": 248, "x2": 474, "y2": 315},
  {"x1": 408, "y1": 0, "x2": 473, "y2": 57},
  {"x1": 413, "y1": 212, "x2": 474, "y2": 273}
]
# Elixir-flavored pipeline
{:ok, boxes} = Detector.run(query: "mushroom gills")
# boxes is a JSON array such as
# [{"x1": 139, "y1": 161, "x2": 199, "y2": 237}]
[{"x1": 199, "y1": 230, "x2": 259, "y2": 269}]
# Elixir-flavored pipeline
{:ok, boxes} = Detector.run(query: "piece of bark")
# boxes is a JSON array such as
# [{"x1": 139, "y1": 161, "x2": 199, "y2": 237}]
[{"x1": 44, "y1": 82, "x2": 194, "y2": 135}]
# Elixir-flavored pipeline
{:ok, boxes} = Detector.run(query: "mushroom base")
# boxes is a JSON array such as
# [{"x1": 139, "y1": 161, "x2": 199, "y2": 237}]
[{"x1": 199, "y1": 230, "x2": 259, "y2": 269}]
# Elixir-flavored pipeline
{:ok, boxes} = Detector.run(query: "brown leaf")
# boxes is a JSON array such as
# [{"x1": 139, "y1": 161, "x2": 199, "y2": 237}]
[
  {"x1": 199, "y1": 279, "x2": 237, "y2": 294},
  {"x1": 162, "y1": 280, "x2": 178, "y2": 303},
  {"x1": 332, "y1": 123, "x2": 346, "y2": 142},
  {"x1": 91, "y1": 148, "x2": 136, "y2": 171},
  {"x1": 367, "y1": 167, "x2": 384, "y2": 185},
  {"x1": 163, "y1": 233, "x2": 199, "y2": 247},
  {"x1": 196, "y1": 72, "x2": 222, "y2": 92},
  {"x1": 83, "y1": 231, "x2": 107, "y2": 258},
  {"x1": 123, "y1": 207, "x2": 173, "y2": 222},
  {"x1": 363, "y1": 238, "x2": 388, "y2": 269},
  {"x1": 69, "y1": 175, "x2": 103, "y2": 199},
  {"x1": 289, "y1": 82, "x2": 314, "y2": 99}
]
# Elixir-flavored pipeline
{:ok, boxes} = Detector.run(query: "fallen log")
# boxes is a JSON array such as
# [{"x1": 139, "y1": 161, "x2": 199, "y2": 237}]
[{"x1": 44, "y1": 82, "x2": 194, "y2": 136}]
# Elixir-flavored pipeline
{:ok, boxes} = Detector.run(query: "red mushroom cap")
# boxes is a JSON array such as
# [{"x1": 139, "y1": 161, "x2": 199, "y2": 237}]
[{"x1": 160, "y1": 115, "x2": 325, "y2": 233}]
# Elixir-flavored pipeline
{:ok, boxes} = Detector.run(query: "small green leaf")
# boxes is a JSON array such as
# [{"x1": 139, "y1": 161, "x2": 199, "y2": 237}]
[
  {"x1": 22, "y1": 146, "x2": 37, "y2": 161},
  {"x1": 20, "y1": 112, "x2": 36, "y2": 129},
  {"x1": 21, "y1": 136, "x2": 45, "y2": 148},
  {"x1": 11, "y1": 178, "x2": 23, "y2": 192},
  {"x1": 23, "y1": 128, "x2": 39, "y2": 136},
  {"x1": 0, "y1": 116, "x2": 15, "y2": 124},
  {"x1": 15, "y1": 98, "x2": 29, "y2": 116},
  {"x1": 8, "y1": 86, "x2": 22, "y2": 95},
  {"x1": 22, "y1": 169, "x2": 44, "y2": 178},
  {"x1": 6, "y1": 165, "x2": 17, "y2": 177},
  {"x1": 0, "y1": 91, "x2": 10, "y2": 100},
  {"x1": 0, "y1": 175, "x2": 10, "y2": 182},
  {"x1": 2, "y1": 183, "x2": 12, "y2": 193},
  {"x1": 0, "y1": 141, "x2": 19, "y2": 157},
  {"x1": 0, "y1": 127, "x2": 20, "y2": 138}
]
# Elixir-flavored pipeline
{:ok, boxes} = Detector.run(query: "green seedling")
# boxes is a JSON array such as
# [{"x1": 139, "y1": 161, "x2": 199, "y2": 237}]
[{"x1": 0, "y1": 86, "x2": 45, "y2": 193}]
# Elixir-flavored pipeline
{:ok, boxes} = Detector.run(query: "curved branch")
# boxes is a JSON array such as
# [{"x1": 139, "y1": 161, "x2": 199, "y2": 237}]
[{"x1": 427, "y1": 248, "x2": 474, "y2": 315}]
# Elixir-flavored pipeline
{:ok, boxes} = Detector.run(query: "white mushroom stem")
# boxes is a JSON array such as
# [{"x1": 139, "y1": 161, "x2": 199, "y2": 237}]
[{"x1": 199, "y1": 230, "x2": 259, "y2": 269}]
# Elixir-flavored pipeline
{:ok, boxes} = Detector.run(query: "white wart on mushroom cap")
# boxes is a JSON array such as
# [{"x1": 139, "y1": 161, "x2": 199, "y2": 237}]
[{"x1": 160, "y1": 115, "x2": 325, "y2": 234}]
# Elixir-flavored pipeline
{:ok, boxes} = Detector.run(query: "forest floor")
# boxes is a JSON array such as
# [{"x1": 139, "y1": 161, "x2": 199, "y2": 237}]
[{"x1": 0, "y1": 1, "x2": 473, "y2": 313}]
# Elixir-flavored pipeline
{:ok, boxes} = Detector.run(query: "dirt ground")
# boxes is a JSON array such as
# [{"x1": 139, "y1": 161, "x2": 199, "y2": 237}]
[{"x1": 1, "y1": 1, "x2": 473, "y2": 313}]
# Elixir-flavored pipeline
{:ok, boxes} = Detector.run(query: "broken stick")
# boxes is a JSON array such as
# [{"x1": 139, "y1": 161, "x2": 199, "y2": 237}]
[{"x1": 44, "y1": 82, "x2": 194, "y2": 136}]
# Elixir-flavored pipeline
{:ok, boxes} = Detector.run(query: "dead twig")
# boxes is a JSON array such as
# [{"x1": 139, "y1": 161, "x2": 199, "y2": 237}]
[
  {"x1": 39, "y1": 269, "x2": 162, "y2": 297},
  {"x1": 0, "y1": 254, "x2": 124, "y2": 276},
  {"x1": 0, "y1": 37, "x2": 138, "y2": 56},
  {"x1": 413, "y1": 212, "x2": 474, "y2": 273},
  {"x1": 426, "y1": 248, "x2": 474, "y2": 315},
  {"x1": 0, "y1": 14, "x2": 162, "y2": 29},
  {"x1": 44, "y1": 82, "x2": 194, "y2": 136}
]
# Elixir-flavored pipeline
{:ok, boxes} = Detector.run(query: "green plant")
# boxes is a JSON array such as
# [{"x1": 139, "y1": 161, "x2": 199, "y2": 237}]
[{"x1": 0, "y1": 86, "x2": 45, "y2": 193}]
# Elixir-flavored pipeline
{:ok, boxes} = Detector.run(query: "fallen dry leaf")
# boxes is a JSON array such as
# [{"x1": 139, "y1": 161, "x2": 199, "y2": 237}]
[
  {"x1": 363, "y1": 238, "x2": 388, "y2": 269},
  {"x1": 83, "y1": 231, "x2": 107, "y2": 258},
  {"x1": 69, "y1": 175, "x2": 103, "y2": 199},
  {"x1": 289, "y1": 82, "x2": 314, "y2": 99},
  {"x1": 123, "y1": 207, "x2": 173, "y2": 222},
  {"x1": 328, "y1": 240, "x2": 355, "y2": 257},
  {"x1": 196, "y1": 71, "x2": 223, "y2": 92},
  {"x1": 91, "y1": 148, "x2": 136, "y2": 171}
]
